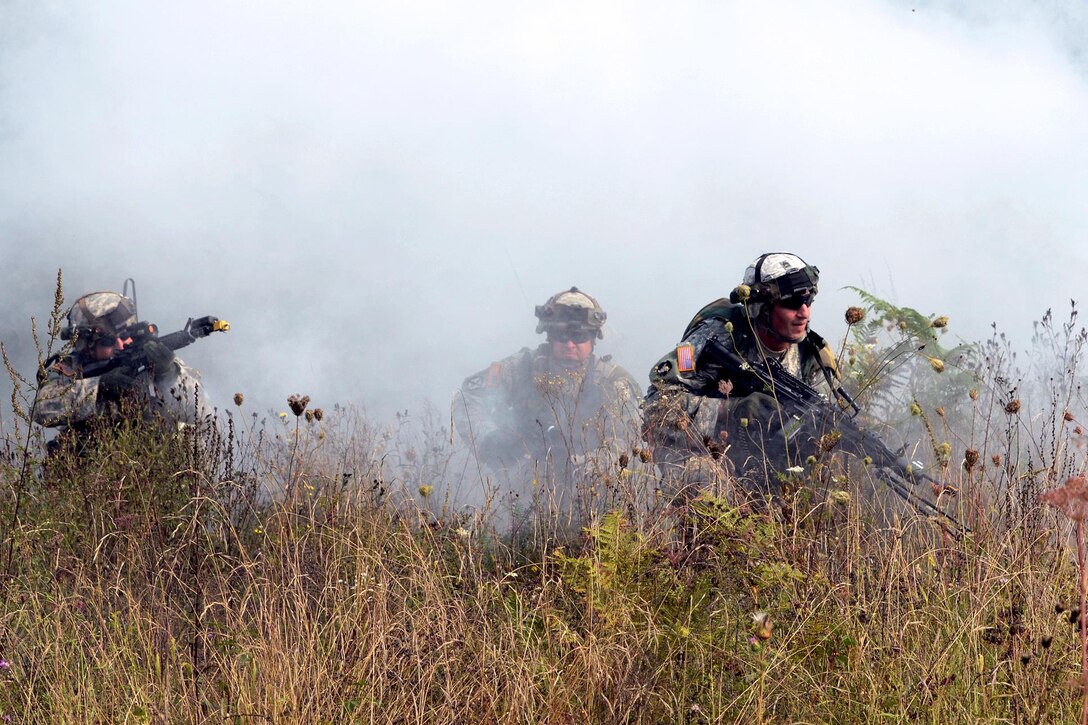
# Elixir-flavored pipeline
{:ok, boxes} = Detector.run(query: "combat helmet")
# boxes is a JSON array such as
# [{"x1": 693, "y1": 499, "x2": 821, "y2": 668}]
[
  {"x1": 61, "y1": 291, "x2": 138, "y2": 349},
  {"x1": 730, "y1": 252, "x2": 819, "y2": 312},
  {"x1": 534, "y1": 287, "x2": 607, "y2": 340}
]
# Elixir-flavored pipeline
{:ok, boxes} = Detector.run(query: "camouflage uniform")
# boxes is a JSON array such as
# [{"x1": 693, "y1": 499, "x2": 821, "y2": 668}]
[
  {"x1": 643, "y1": 298, "x2": 838, "y2": 500},
  {"x1": 453, "y1": 288, "x2": 644, "y2": 536},
  {"x1": 32, "y1": 291, "x2": 209, "y2": 443},
  {"x1": 34, "y1": 357, "x2": 207, "y2": 429}
]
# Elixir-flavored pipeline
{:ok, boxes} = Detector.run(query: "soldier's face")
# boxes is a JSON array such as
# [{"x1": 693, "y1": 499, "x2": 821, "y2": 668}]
[
  {"x1": 91, "y1": 336, "x2": 131, "y2": 362},
  {"x1": 769, "y1": 299, "x2": 811, "y2": 344},
  {"x1": 549, "y1": 331, "x2": 594, "y2": 369}
]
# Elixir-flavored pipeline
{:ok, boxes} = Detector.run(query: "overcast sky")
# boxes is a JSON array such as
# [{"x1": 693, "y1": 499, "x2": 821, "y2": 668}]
[{"x1": 2, "y1": 0, "x2": 1087, "y2": 425}]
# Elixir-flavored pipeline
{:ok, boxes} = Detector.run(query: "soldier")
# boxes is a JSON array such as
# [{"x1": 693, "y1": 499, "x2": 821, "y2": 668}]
[
  {"x1": 643, "y1": 252, "x2": 841, "y2": 500},
  {"x1": 453, "y1": 287, "x2": 643, "y2": 538},
  {"x1": 33, "y1": 290, "x2": 208, "y2": 451}
]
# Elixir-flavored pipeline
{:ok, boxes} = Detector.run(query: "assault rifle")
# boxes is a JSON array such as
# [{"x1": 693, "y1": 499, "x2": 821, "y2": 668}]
[
  {"x1": 700, "y1": 336, "x2": 966, "y2": 532},
  {"x1": 81, "y1": 315, "x2": 230, "y2": 379}
]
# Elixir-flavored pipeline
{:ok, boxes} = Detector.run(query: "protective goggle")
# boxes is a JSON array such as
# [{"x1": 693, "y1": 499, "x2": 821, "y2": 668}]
[{"x1": 777, "y1": 289, "x2": 816, "y2": 310}]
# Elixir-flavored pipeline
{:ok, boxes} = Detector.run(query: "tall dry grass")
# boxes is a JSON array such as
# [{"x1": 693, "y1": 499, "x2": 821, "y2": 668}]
[{"x1": 0, "y1": 289, "x2": 1086, "y2": 722}]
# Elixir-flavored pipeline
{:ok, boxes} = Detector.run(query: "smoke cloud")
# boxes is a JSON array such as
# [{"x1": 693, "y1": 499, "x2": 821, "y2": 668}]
[{"x1": 2, "y1": 1, "x2": 1087, "y2": 424}]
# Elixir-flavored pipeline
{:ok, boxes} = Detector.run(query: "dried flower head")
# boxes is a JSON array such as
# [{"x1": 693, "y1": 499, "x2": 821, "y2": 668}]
[
  {"x1": 1042, "y1": 475, "x2": 1088, "y2": 521},
  {"x1": 963, "y1": 449, "x2": 979, "y2": 472},
  {"x1": 724, "y1": 321, "x2": 734, "y2": 334},
  {"x1": 288, "y1": 394, "x2": 310, "y2": 417},
  {"x1": 233, "y1": 392, "x2": 244, "y2": 406},
  {"x1": 733, "y1": 284, "x2": 751, "y2": 302},
  {"x1": 1005, "y1": 400, "x2": 1021, "y2": 414},
  {"x1": 830, "y1": 490, "x2": 851, "y2": 505},
  {"x1": 992, "y1": 454, "x2": 1002, "y2": 467},
  {"x1": 936, "y1": 441, "x2": 952, "y2": 461},
  {"x1": 313, "y1": 408, "x2": 324, "y2": 421},
  {"x1": 929, "y1": 357, "x2": 945, "y2": 373},
  {"x1": 752, "y1": 611, "x2": 773, "y2": 640},
  {"x1": 910, "y1": 402, "x2": 923, "y2": 416},
  {"x1": 931, "y1": 315, "x2": 950, "y2": 329},
  {"x1": 304, "y1": 410, "x2": 314, "y2": 423},
  {"x1": 1064, "y1": 410, "x2": 1075, "y2": 422},
  {"x1": 935, "y1": 406, "x2": 946, "y2": 417},
  {"x1": 418, "y1": 485, "x2": 434, "y2": 498},
  {"x1": 969, "y1": 388, "x2": 979, "y2": 401},
  {"x1": 819, "y1": 430, "x2": 842, "y2": 452},
  {"x1": 845, "y1": 306, "x2": 865, "y2": 325}
]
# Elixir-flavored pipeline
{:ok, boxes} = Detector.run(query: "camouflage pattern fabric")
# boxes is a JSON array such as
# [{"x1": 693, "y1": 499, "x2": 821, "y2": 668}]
[
  {"x1": 33, "y1": 354, "x2": 209, "y2": 431},
  {"x1": 67, "y1": 291, "x2": 137, "y2": 332},
  {"x1": 642, "y1": 299, "x2": 836, "y2": 499},
  {"x1": 453, "y1": 344, "x2": 645, "y2": 536}
]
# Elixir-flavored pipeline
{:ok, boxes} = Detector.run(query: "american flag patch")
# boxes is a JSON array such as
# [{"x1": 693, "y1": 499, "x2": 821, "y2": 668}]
[{"x1": 676, "y1": 343, "x2": 695, "y2": 373}]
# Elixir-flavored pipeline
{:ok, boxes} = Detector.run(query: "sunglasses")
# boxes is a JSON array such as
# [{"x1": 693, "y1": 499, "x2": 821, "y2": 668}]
[
  {"x1": 548, "y1": 330, "x2": 594, "y2": 344},
  {"x1": 778, "y1": 292, "x2": 815, "y2": 310}
]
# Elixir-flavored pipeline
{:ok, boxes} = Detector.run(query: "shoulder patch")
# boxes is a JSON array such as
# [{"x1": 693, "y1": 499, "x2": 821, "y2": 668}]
[{"x1": 676, "y1": 344, "x2": 695, "y2": 373}]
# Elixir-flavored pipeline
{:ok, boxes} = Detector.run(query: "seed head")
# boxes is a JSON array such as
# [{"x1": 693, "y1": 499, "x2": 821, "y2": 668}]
[
  {"x1": 313, "y1": 408, "x2": 324, "y2": 421},
  {"x1": 288, "y1": 394, "x2": 310, "y2": 417},
  {"x1": 1065, "y1": 410, "x2": 1075, "y2": 422},
  {"x1": 752, "y1": 611, "x2": 773, "y2": 640},
  {"x1": 734, "y1": 284, "x2": 751, "y2": 302},
  {"x1": 929, "y1": 357, "x2": 945, "y2": 373},
  {"x1": 992, "y1": 454, "x2": 1002, "y2": 467},
  {"x1": 910, "y1": 402, "x2": 923, "y2": 416},
  {"x1": 1005, "y1": 400, "x2": 1021, "y2": 414},
  {"x1": 304, "y1": 410, "x2": 314, "y2": 422},
  {"x1": 845, "y1": 306, "x2": 865, "y2": 325},
  {"x1": 819, "y1": 430, "x2": 842, "y2": 452},
  {"x1": 963, "y1": 449, "x2": 979, "y2": 472},
  {"x1": 418, "y1": 485, "x2": 434, "y2": 498},
  {"x1": 931, "y1": 315, "x2": 950, "y2": 329},
  {"x1": 233, "y1": 392, "x2": 244, "y2": 406},
  {"x1": 935, "y1": 406, "x2": 946, "y2": 417},
  {"x1": 969, "y1": 388, "x2": 979, "y2": 401},
  {"x1": 724, "y1": 321, "x2": 734, "y2": 334}
]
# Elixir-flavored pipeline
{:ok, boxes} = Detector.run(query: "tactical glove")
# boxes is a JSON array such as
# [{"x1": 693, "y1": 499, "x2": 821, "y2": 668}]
[
  {"x1": 725, "y1": 392, "x2": 782, "y2": 431},
  {"x1": 143, "y1": 340, "x2": 177, "y2": 382},
  {"x1": 97, "y1": 367, "x2": 140, "y2": 402}
]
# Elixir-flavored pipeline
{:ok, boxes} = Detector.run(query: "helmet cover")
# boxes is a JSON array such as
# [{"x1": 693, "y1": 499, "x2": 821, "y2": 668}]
[
  {"x1": 739, "y1": 252, "x2": 819, "y2": 304},
  {"x1": 534, "y1": 286, "x2": 607, "y2": 339},
  {"x1": 62, "y1": 291, "x2": 137, "y2": 346}
]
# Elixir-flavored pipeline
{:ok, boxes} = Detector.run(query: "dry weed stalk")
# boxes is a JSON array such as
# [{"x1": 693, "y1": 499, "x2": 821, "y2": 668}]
[{"x1": 1042, "y1": 474, "x2": 1088, "y2": 725}]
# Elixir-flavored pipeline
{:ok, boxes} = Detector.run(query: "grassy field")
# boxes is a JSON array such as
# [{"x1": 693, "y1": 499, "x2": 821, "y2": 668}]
[{"x1": 1, "y1": 293, "x2": 1087, "y2": 723}]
